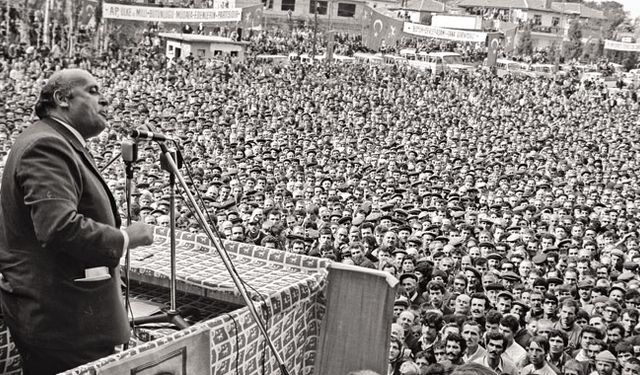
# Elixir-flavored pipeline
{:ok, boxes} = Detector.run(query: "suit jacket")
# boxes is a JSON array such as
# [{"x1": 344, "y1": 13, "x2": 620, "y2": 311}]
[{"x1": 0, "y1": 118, "x2": 130, "y2": 350}]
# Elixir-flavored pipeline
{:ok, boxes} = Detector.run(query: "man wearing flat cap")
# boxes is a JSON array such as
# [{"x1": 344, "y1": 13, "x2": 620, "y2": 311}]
[{"x1": 593, "y1": 350, "x2": 617, "y2": 375}]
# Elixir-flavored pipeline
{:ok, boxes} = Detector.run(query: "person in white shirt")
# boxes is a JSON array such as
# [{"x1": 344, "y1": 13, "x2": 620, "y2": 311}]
[
  {"x1": 521, "y1": 336, "x2": 557, "y2": 375},
  {"x1": 500, "y1": 314, "x2": 527, "y2": 365},
  {"x1": 473, "y1": 331, "x2": 518, "y2": 375},
  {"x1": 462, "y1": 320, "x2": 485, "y2": 362}
]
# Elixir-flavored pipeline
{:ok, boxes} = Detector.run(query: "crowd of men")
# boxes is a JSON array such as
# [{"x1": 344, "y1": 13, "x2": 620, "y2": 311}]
[{"x1": 2, "y1": 22, "x2": 640, "y2": 375}]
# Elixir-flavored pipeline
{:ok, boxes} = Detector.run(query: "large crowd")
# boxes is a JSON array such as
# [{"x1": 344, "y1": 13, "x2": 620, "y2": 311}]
[{"x1": 2, "y1": 20, "x2": 640, "y2": 375}]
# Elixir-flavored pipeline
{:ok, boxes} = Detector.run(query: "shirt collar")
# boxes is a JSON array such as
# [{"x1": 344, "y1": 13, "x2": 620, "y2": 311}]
[
  {"x1": 482, "y1": 356, "x2": 505, "y2": 373},
  {"x1": 50, "y1": 116, "x2": 87, "y2": 147}
]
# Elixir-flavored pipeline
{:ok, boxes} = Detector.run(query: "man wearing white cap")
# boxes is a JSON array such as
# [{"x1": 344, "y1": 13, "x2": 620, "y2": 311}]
[{"x1": 591, "y1": 350, "x2": 617, "y2": 375}]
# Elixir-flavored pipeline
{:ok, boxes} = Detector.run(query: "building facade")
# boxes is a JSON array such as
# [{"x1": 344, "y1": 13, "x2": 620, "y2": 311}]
[
  {"x1": 261, "y1": 0, "x2": 366, "y2": 32},
  {"x1": 160, "y1": 33, "x2": 248, "y2": 60},
  {"x1": 457, "y1": 0, "x2": 605, "y2": 50}
]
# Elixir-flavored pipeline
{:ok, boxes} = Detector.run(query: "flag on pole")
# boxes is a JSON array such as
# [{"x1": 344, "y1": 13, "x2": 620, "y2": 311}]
[
  {"x1": 486, "y1": 32, "x2": 500, "y2": 66},
  {"x1": 363, "y1": 6, "x2": 404, "y2": 51},
  {"x1": 326, "y1": 30, "x2": 335, "y2": 63}
]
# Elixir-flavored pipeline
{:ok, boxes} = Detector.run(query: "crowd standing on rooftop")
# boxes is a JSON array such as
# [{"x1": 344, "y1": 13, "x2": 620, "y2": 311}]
[{"x1": 3, "y1": 9, "x2": 640, "y2": 374}]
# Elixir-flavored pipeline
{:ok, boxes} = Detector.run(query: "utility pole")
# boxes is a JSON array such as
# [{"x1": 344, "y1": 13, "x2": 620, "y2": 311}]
[
  {"x1": 5, "y1": 0, "x2": 10, "y2": 43},
  {"x1": 311, "y1": 0, "x2": 319, "y2": 58},
  {"x1": 43, "y1": 0, "x2": 51, "y2": 47},
  {"x1": 68, "y1": 0, "x2": 74, "y2": 57}
]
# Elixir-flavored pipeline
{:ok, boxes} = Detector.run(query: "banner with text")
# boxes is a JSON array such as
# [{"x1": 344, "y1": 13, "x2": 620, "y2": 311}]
[
  {"x1": 103, "y1": 3, "x2": 242, "y2": 23},
  {"x1": 604, "y1": 40, "x2": 640, "y2": 52},
  {"x1": 403, "y1": 22, "x2": 487, "y2": 43}
]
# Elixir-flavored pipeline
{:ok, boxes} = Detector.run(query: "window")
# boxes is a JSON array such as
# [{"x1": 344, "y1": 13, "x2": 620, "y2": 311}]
[
  {"x1": 552, "y1": 16, "x2": 560, "y2": 26},
  {"x1": 281, "y1": 0, "x2": 295, "y2": 12},
  {"x1": 337, "y1": 3, "x2": 356, "y2": 17},
  {"x1": 533, "y1": 14, "x2": 542, "y2": 25},
  {"x1": 230, "y1": 51, "x2": 238, "y2": 57},
  {"x1": 309, "y1": 0, "x2": 328, "y2": 15},
  {"x1": 197, "y1": 49, "x2": 206, "y2": 57},
  {"x1": 261, "y1": 0, "x2": 273, "y2": 10}
]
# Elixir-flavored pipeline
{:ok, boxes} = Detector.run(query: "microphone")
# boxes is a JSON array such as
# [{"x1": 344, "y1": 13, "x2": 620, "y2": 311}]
[
  {"x1": 129, "y1": 129, "x2": 175, "y2": 143},
  {"x1": 121, "y1": 140, "x2": 138, "y2": 163}
]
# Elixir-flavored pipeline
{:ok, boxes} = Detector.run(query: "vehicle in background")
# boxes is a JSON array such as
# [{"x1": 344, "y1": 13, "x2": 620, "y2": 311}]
[
  {"x1": 255, "y1": 54, "x2": 289, "y2": 65},
  {"x1": 383, "y1": 54, "x2": 407, "y2": 66},
  {"x1": 428, "y1": 52, "x2": 473, "y2": 73},
  {"x1": 496, "y1": 59, "x2": 527, "y2": 77},
  {"x1": 406, "y1": 52, "x2": 473, "y2": 74},
  {"x1": 621, "y1": 72, "x2": 639, "y2": 86},
  {"x1": 530, "y1": 63, "x2": 557, "y2": 78},
  {"x1": 313, "y1": 54, "x2": 356, "y2": 64},
  {"x1": 353, "y1": 52, "x2": 384, "y2": 67},
  {"x1": 399, "y1": 48, "x2": 417, "y2": 60},
  {"x1": 405, "y1": 52, "x2": 433, "y2": 72}
]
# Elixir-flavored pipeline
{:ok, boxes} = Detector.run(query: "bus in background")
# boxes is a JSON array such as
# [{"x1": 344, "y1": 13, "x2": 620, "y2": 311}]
[
  {"x1": 496, "y1": 59, "x2": 525, "y2": 76},
  {"x1": 383, "y1": 54, "x2": 407, "y2": 66},
  {"x1": 255, "y1": 55, "x2": 289, "y2": 65},
  {"x1": 427, "y1": 52, "x2": 474, "y2": 74},
  {"x1": 354, "y1": 52, "x2": 384, "y2": 67},
  {"x1": 399, "y1": 48, "x2": 417, "y2": 60}
]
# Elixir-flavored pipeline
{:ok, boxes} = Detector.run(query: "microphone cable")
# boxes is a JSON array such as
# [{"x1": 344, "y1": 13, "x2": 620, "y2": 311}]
[
  {"x1": 100, "y1": 151, "x2": 122, "y2": 173},
  {"x1": 135, "y1": 122, "x2": 287, "y2": 374},
  {"x1": 172, "y1": 144, "x2": 283, "y2": 374}
]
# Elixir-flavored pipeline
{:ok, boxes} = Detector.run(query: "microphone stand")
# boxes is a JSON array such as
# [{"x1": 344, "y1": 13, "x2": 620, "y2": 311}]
[
  {"x1": 129, "y1": 142, "x2": 191, "y2": 330},
  {"x1": 121, "y1": 140, "x2": 137, "y2": 350},
  {"x1": 154, "y1": 144, "x2": 290, "y2": 375},
  {"x1": 127, "y1": 126, "x2": 289, "y2": 374}
]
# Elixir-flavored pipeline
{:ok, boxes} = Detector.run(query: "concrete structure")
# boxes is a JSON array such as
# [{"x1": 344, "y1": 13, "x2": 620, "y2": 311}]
[
  {"x1": 262, "y1": 0, "x2": 391, "y2": 32},
  {"x1": 457, "y1": 0, "x2": 605, "y2": 50},
  {"x1": 159, "y1": 33, "x2": 249, "y2": 61}
]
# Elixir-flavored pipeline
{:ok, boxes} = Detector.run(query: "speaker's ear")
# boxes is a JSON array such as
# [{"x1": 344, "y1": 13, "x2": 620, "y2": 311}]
[{"x1": 53, "y1": 90, "x2": 70, "y2": 108}]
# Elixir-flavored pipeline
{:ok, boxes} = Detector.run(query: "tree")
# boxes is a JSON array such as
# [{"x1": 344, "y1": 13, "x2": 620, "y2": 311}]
[
  {"x1": 95, "y1": 0, "x2": 102, "y2": 26},
  {"x1": 19, "y1": 0, "x2": 30, "y2": 44},
  {"x1": 565, "y1": 19, "x2": 582, "y2": 61},
  {"x1": 516, "y1": 25, "x2": 533, "y2": 56},
  {"x1": 93, "y1": 0, "x2": 103, "y2": 50},
  {"x1": 586, "y1": 0, "x2": 626, "y2": 39},
  {"x1": 622, "y1": 51, "x2": 638, "y2": 71},
  {"x1": 591, "y1": 39, "x2": 604, "y2": 60}
]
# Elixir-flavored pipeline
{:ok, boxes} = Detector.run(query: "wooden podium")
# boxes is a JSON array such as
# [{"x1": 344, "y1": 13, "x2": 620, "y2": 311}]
[{"x1": 314, "y1": 263, "x2": 398, "y2": 375}]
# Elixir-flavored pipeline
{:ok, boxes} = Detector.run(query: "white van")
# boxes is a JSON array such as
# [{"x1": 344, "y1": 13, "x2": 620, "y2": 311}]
[
  {"x1": 399, "y1": 48, "x2": 417, "y2": 60},
  {"x1": 255, "y1": 54, "x2": 289, "y2": 65},
  {"x1": 427, "y1": 52, "x2": 473, "y2": 74},
  {"x1": 496, "y1": 59, "x2": 525, "y2": 76},
  {"x1": 353, "y1": 52, "x2": 384, "y2": 66},
  {"x1": 383, "y1": 54, "x2": 407, "y2": 66}
]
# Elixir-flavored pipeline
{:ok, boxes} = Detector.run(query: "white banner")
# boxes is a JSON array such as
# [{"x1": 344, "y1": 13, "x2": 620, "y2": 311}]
[
  {"x1": 403, "y1": 22, "x2": 487, "y2": 43},
  {"x1": 103, "y1": 3, "x2": 242, "y2": 23},
  {"x1": 604, "y1": 40, "x2": 640, "y2": 52}
]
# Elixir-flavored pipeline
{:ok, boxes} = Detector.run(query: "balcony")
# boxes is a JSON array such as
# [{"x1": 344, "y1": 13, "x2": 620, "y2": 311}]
[{"x1": 531, "y1": 24, "x2": 564, "y2": 35}]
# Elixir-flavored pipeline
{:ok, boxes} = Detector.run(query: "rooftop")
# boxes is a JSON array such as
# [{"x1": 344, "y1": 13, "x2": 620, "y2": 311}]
[
  {"x1": 389, "y1": 0, "x2": 446, "y2": 12},
  {"x1": 158, "y1": 33, "x2": 249, "y2": 44},
  {"x1": 456, "y1": 0, "x2": 605, "y2": 19}
]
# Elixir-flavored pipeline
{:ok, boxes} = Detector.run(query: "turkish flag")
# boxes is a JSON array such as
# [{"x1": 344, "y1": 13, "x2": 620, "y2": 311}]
[
  {"x1": 363, "y1": 6, "x2": 404, "y2": 51},
  {"x1": 487, "y1": 32, "x2": 500, "y2": 66}
]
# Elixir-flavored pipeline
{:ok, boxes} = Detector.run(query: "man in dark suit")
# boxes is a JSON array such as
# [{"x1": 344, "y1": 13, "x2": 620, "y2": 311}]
[{"x1": 0, "y1": 69, "x2": 154, "y2": 374}]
